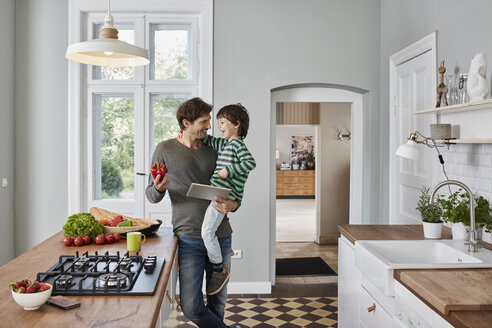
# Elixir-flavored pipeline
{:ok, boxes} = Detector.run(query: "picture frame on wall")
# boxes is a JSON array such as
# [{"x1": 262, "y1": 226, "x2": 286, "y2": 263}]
[{"x1": 291, "y1": 136, "x2": 314, "y2": 165}]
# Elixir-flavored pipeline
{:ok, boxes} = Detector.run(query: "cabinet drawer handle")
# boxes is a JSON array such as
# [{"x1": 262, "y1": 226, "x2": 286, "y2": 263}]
[
  {"x1": 367, "y1": 303, "x2": 376, "y2": 312},
  {"x1": 166, "y1": 290, "x2": 174, "y2": 304}
]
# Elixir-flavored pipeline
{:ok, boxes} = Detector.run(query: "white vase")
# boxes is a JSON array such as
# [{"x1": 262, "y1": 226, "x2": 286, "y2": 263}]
[
  {"x1": 482, "y1": 227, "x2": 492, "y2": 243},
  {"x1": 422, "y1": 221, "x2": 443, "y2": 239},
  {"x1": 452, "y1": 222, "x2": 469, "y2": 240}
]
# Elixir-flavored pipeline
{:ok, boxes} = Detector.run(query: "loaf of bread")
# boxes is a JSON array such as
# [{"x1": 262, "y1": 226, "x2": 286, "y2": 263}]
[{"x1": 89, "y1": 207, "x2": 160, "y2": 229}]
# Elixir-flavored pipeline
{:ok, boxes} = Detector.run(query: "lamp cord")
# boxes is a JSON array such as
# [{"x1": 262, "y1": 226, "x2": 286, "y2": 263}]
[{"x1": 415, "y1": 131, "x2": 453, "y2": 194}]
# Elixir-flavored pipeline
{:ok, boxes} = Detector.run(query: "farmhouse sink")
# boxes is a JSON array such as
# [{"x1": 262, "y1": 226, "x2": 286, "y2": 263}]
[{"x1": 355, "y1": 240, "x2": 492, "y2": 296}]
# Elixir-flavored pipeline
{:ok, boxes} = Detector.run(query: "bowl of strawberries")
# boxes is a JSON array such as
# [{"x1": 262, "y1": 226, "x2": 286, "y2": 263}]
[{"x1": 9, "y1": 279, "x2": 52, "y2": 310}]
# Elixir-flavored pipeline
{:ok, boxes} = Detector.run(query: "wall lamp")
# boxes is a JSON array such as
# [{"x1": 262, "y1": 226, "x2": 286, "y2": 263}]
[
  {"x1": 395, "y1": 131, "x2": 451, "y2": 182},
  {"x1": 337, "y1": 129, "x2": 351, "y2": 141}
]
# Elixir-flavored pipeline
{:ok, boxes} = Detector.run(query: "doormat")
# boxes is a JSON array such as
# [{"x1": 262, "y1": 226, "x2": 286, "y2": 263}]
[{"x1": 276, "y1": 257, "x2": 337, "y2": 276}]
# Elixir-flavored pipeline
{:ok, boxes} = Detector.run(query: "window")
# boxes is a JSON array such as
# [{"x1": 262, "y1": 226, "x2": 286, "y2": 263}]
[
  {"x1": 67, "y1": 0, "x2": 212, "y2": 219},
  {"x1": 150, "y1": 23, "x2": 192, "y2": 81}
]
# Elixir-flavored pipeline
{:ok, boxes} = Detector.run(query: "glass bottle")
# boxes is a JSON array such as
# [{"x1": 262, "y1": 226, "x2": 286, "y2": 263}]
[
  {"x1": 445, "y1": 74, "x2": 458, "y2": 105},
  {"x1": 457, "y1": 73, "x2": 469, "y2": 104}
]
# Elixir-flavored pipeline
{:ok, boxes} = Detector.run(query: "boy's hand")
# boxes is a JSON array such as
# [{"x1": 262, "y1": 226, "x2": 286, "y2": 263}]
[
  {"x1": 218, "y1": 168, "x2": 228, "y2": 179},
  {"x1": 154, "y1": 173, "x2": 170, "y2": 192}
]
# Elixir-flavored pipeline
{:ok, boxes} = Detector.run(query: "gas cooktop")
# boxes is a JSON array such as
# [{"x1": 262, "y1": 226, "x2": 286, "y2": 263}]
[{"x1": 36, "y1": 250, "x2": 165, "y2": 296}]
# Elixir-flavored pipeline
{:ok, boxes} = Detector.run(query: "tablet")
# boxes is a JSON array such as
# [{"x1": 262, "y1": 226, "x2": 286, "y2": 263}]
[{"x1": 186, "y1": 183, "x2": 231, "y2": 201}]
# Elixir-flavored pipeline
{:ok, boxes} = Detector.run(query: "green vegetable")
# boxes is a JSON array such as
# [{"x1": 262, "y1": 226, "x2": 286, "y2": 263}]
[
  {"x1": 117, "y1": 220, "x2": 132, "y2": 227},
  {"x1": 63, "y1": 213, "x2": 104, "y2": 240}
]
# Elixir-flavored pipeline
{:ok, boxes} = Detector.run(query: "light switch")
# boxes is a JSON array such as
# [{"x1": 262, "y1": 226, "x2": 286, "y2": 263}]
[{"x1": 2, "y1": 178, "x2": 7, "y2": 188}]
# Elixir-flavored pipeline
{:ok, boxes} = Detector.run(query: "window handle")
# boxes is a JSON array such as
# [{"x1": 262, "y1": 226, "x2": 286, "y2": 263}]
[{"x1": 136, "y1": 172, "x2": 146, "y2": 176}]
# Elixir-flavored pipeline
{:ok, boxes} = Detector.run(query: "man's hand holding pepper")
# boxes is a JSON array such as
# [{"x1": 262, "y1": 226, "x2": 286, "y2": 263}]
[{"x1": 153, "y1": 173, "x2": 170, "y2": 193}]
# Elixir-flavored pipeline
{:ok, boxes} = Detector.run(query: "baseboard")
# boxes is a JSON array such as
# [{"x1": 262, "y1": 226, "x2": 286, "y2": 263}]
[
  {"x1": 227, "y1": 281, "x2": 272, "y2": 294},
  {"x1": 317, "y1": 233, "x2": 339, "y2": 244}
]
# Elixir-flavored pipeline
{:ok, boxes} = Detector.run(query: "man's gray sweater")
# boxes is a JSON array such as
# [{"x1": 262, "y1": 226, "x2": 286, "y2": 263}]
[{"x1": 145, "y1": 138, "x2": 233, "y2": 238}]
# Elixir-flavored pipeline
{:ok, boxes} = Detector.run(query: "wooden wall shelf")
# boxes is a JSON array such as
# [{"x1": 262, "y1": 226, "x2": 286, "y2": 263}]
[{"x1": 414, "y1": 99, "x2": 492, "y2": 115}]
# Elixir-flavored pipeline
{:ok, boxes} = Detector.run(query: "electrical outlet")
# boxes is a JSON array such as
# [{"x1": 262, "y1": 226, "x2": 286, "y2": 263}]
[{"x1": 231, "y1": 249, "x2": 242, "y2": 259}]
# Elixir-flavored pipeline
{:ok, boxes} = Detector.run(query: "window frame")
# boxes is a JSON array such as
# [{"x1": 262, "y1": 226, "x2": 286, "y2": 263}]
[
  {"x1": 146, "y1": 15, "x2": 199, "y2": 86},
  {"x1": 67, "y1": 0, "x2": 213, "y2": 215},
  {"x1": 87, "y1": 14, "x2": 146, "y2": 85},
  {"x1": 86, "y1": 86, "x2": 145, "y2": 215}
]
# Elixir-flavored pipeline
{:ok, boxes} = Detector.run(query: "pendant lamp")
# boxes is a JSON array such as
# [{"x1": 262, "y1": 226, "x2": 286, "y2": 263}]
[{"x1": 65, "y1": 1, "x2": 149, "y2": 67}]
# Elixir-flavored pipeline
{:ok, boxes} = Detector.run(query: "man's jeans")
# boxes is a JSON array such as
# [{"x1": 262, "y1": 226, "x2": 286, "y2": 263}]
[{"x1": 178, "y1": 235, "x2": 232, "y2": 328}]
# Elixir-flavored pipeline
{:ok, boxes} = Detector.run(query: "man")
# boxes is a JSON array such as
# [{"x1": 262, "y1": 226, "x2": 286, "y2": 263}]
[{"x1": 146, "y1": 97, "x2": 239, "y2": 328}]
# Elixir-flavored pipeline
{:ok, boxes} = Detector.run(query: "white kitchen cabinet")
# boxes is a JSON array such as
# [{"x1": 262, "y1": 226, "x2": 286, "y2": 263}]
[
  {"x1": 359, "y1": 285, "x2": 398, "y2": 328},
  {"x1": 156, "y1": 258, "x2": 179, "y2": 327},
  {"x1": 339, "y1": 234, "x2": 458, "y2": 328},
  {"x1": 394, "y1": 280, "x2": 453, "y2": 328},
  {"x1": 338, "y1": 235, "x2": 361, "y2": 327}
]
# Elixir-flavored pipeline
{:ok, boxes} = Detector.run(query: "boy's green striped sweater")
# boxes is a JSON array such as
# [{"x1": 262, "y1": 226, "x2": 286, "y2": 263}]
[{"x1": 203, "y1": 135, "x2": 256, "y2": 200}]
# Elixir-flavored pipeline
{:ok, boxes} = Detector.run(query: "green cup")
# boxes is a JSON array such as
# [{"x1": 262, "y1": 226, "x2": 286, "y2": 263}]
[{"x1": 127, "y1": 232, "x2": 146, "y2": 251}]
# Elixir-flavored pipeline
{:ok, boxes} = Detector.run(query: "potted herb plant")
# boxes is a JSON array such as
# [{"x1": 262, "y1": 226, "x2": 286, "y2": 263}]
[
  {"x1": 437, "y1": 189, "x2": 492, "y2": 240},
  {"x1": 306, "y1": 150, "x2": 315, "y2": 170},
  {"x1": 416, "y1": 186, "x2": 443, "y2": 239}
]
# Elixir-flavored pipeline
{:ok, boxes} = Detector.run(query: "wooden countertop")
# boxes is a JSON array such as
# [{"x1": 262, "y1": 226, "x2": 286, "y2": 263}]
[
  {"x1": 0, "y1": 227, "x2": 178, "y2": 328},
  {"x1": 337, "y1": 223, "x2": 453, "y2": 244},
  {"x1": 338, "y1": 224, "x2": 492, "y2": 328}
]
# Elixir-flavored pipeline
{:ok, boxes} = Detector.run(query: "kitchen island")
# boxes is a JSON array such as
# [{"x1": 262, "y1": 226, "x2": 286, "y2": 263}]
[
  {"x1": 338, "y1": 224, "x2": 492, "y2": 328},
  {"x1": 0, "y1": 227, "x2": 178, "y2": 328}
]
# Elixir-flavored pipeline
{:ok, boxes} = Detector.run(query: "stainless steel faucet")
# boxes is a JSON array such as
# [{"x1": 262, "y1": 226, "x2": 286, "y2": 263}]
[{"x1": 430, "y1": 180, "x2": 480, "y2": 252}]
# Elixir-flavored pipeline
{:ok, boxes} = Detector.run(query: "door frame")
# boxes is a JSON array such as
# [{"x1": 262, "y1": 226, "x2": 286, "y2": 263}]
[
  {"x1": 269, "y1": 83, "x2": 369, "y2": 284},
  {"x1": 389, "y1": 32, "x2": 437, "y2": 223}
]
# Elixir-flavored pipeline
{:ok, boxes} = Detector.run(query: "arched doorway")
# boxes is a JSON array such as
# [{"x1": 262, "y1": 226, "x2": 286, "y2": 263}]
[{"x1": 269, "y1": 83, "x2": 370, "y2": 283}]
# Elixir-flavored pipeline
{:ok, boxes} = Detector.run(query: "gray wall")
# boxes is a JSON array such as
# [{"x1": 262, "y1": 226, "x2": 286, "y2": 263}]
[
  {"x1": 214, "y1": 0, "x2": 380, "y2": 283},
  {"x1": 14, "y1": 0, "x2": 68, "y2": 254},
  {"x1": 6, "y1": 0, "x2": 381, "y2": 286},
  {"x1": 379, "y1": 0, "x2": 492, "y2": 222},
  {"x1": 0, "y1": 0, "x2": 15, "y2": 266}
]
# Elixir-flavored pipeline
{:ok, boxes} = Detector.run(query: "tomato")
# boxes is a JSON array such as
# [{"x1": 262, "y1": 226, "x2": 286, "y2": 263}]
[
  {"x1": 63, "y1": 237, "x2": 73, "y2": 246},
  {"x1": 82, "y1": 235, "x2": 91, "y2": 245},
  {"x1": 95, "y1": 234, "x2": 105, "y2": 245},
  {"x1": 113, "y1": 233, "x2": 121, "y2": 242},
  {"x1": 73, "y1": 236, "x2": 84, "y2": 246},
  {"x1": 105, "y1": 234, "x2": 115, "y2": 244},
  {"x1": 39, "y1": 284, "x2": 51, "y2": 292}
]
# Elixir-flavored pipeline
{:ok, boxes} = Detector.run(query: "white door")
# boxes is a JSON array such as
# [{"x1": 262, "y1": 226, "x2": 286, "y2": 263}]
[{"x1": 389, "y1": 34, "x2": 437, "y2": 224}]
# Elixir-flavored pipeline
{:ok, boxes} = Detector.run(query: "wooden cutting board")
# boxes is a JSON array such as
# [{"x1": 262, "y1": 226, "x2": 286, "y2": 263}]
[{"x1": 396, "y1": 269, "x2": 492, "y2": 315}]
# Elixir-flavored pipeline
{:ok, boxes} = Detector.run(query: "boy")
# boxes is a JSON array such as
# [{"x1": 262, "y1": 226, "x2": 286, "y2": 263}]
[{"x1": 201, "y1": 103, "x2": 256, "y2": 295}]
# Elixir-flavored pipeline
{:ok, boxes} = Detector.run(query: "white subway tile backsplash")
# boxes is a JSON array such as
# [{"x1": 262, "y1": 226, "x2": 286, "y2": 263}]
[
  {"x1": 435, "y1": 143, "x2": 492, "y2": 199},
  {"x1": 479, "y1": 155, "x2": 491, "y2": 167},
  {"x1": 477, "y1": 179, "x2": 492, "y2": 193},
  {"x1": 482, "y1": 144, "x2": 492, "y2": 155}
]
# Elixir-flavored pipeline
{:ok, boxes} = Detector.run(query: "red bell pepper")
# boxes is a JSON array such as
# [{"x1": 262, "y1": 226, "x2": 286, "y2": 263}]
[{"x1": 150, "y1": 162, "x2": 166, "y2": 180}]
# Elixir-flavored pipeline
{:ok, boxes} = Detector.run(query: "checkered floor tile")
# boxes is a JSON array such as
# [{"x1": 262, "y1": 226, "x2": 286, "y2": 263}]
[{"x1": 162, "y1": 296, "x2": 338, "y2": 327}]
